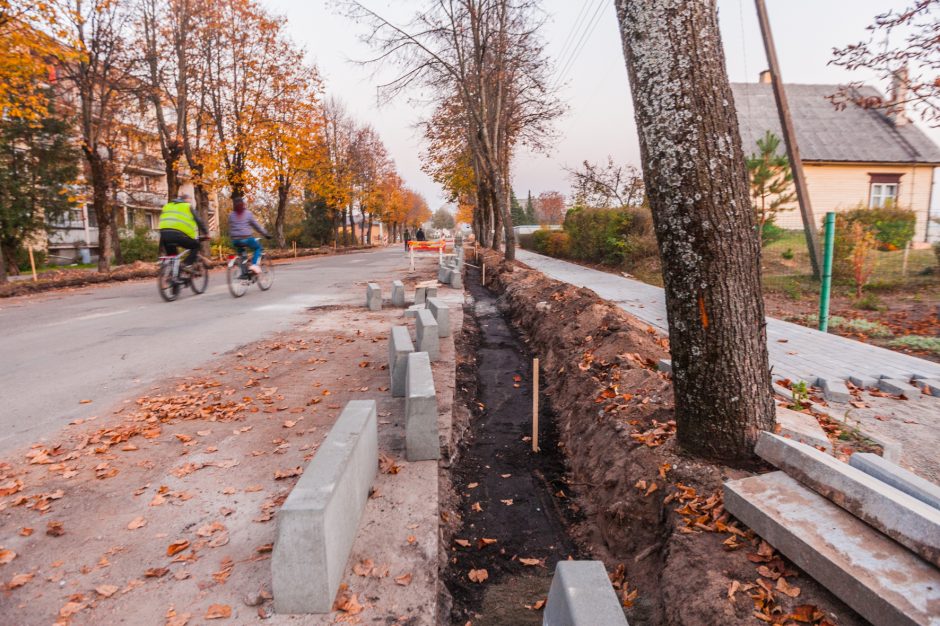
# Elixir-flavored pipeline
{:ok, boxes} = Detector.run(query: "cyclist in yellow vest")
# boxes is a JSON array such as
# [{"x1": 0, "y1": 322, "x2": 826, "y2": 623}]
[{"x1": 158, "y1": 192, "x2": 208, "y2": 270}]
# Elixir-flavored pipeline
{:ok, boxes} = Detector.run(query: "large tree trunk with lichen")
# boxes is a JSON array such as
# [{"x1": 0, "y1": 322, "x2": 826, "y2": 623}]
[{"x1": 615, "y1": 0, "x2": 774, "y2": 465}]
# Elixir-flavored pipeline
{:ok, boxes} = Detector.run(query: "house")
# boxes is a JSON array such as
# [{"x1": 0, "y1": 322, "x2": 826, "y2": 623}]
[{"x1": 731, "y1": 72, "x2": 940, "y2": 244}]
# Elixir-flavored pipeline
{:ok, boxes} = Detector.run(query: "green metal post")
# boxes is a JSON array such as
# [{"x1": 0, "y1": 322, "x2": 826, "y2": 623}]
[{"x1": 818, "y1": 212, "x2": 835, "y2": 332}]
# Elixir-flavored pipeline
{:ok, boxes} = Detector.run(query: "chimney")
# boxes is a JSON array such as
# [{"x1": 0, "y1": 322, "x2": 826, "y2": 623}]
[
  {"x1": 888, "y1": 66, "x2": 910, "y2": 126},
  {"x1": 759, "y1": 70, "x2": 772, "y2": 84}
]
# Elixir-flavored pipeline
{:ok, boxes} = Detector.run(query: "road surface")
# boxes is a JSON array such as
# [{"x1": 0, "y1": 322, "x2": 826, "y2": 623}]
[{"x1": 0, "y1": 247, "x2": 417, "y2": 452}]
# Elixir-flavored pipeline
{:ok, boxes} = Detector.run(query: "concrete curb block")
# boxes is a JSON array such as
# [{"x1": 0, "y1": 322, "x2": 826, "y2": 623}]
[
  {"x1": 389, "y1": 326, "x2": 415, "y2": 397},
  {"x1": 878, "y1": 377, "x2": 921, "y2": 396},
  {"x1": 724, "y1": 471, "x2": 940, "y2": 626},
  {"x1": 415, "y1": 287, "x2": 427, "y2": 306},
  {"x1": 849, "y1": 374, "x2": 880, "y2": 390},
  {"x1": 543, "y1": 560, "x2": 629, "y2": 626},
  {"x1": 657, "y1": 359, "x2": 671, "y2": 374},
  {"x1": 404, "y1": 304, "x2": 424, "y2": 319},
  {"x1": 817, "y1": 377, "x2": 852, "y2": 403},
  {"x1": 426, "y1": 298, "x2": 451, "y2": 338},
  {"x1": 366, "y1": 283, "x2": 382, "y2": 311},
  {"x1": 850, "y1": 453, "x2": 940, "y2": 511},
  {"x1": 449, "y1": 269, "x2": 463, "y2": 289},
  {"x1": 405, "y1": 351, "x2": 439, "y2": 461},
  {"x1": 272, "y1": 400, "x2": 378, "y2": 614},
  {"x1": 912, "y1": 378, "x2": 940, "y2": 397},
  {"x1": 416, "y1": 309, "x2": 440, "y2": 361},
  {"x1": 756, "y1": 433, "x2": 940, "y2": 567},
  {"x1": 392, "y1": 280, "x2": 405, "y2": 307},
  {"x1": 775, "y1": 407, "x2": 832, "y2": 452}
]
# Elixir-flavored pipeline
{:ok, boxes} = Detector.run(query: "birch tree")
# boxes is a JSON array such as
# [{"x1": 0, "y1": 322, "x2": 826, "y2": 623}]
[{"x1": 615, "y1": 0, "x2": 774, "y2": 464}]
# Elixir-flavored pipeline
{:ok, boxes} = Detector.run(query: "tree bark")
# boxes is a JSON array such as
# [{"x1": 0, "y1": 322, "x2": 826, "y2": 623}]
[
  {"x1": 87, "y1": 153, "x2": 113, "y2": 273},
  {"x1": 0, "y1": 238, "x2": 7, "y2": 283},
  {"x1": 615, "y1": 0, "x2": 774, "y2": 465},
  {"x1": 110, "y1": 205, "x2": 123, "y2": 266},
  {"x1": 275, "y1": 182, "x2": 289, "y2": 248}
]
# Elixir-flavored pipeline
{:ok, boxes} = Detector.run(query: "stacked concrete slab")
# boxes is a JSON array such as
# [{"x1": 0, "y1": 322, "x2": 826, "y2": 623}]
[
  {"x1": 366, "y1": 283, "x2": 382, "y2": 311},
  {"x1": 426, "y1": 297, "x2": 451, "y2": 338},
  {"x1": 725, "y1": 432, "x2": 940, "y2": 625},
  {"x1": 543, "y1": 560, "x2": 629, "y2": 626},
  {"x1": 416, "y1": 309, "x2": 440, "y2": 361},
  {"x1": 405, "y1": 351, "x2": 439, "y2": 461},
  {"x1": 388, "y1": 326, "x2": 415, "y2": 397},
  {"x1": 272, "y1": 400, "x2": 378, "y2": 614},
  {"x1": 850, "y1": 453, "x2": 940, "y2": 511}
]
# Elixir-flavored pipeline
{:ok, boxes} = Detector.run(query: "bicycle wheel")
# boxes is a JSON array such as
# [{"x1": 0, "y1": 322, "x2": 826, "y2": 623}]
[
  {"x1": 157, "y1": 262, "x2": 179, "y2": 302},
  {"x1": 189, "y1": 260, "x2": 209, "y2": 294},
  {"x1": 227, "y1": 260, "x2": 249, "y2": 298},
  {"x1": 257, "y1": 256, "x2": 274, "y2": 291}
]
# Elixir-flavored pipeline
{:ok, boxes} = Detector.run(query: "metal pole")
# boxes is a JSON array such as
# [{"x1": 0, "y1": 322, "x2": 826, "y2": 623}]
[
  {"x1": 818, "y1": 212, "x2": 835, "y2": 332},
  {"x1": 755, "y1": 0, "x2": 822, "y2": 279}
]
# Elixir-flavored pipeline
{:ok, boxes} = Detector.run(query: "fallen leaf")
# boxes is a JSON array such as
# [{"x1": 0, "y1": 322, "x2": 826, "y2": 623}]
[
  {"x1": 145, "y1": 567, "x2": 169, "y2": 578},
  {"x1": 333, "y1": 590, "x2": 363, "y2": 614},
  {"x1": 379, "y1": 453, "x2": 401, "y2": 475},
  {"x1": 8, "y1": 572, "x2": 33, "y2": 589},
  {"x1": 256, "y1": 543, "x2": 273, "y2": 554},
  {"x1": 500, "y1": 499, "x2": 513, "y2": 506},
  {"x1": 519, "y1": 558, "x2": 542, "y2": 567},
  {"x1": 394, "y1": 572, "x2": 413, "y2": 586},
  {"x1": 213, "y1": 557, "x2": 234, "y2": 584},
  {"x1": 244, "y1": 484, "x2": 263, "y2": 492},
  {"x1": 478, "y1": 537, "x2": 498, "y2": 549},
  {"x1": 204, "y1": 604, "x2": 232, "y2": 619},
  {"x1": 96, "y1": 584, "x2": 118, "y2": 598},
  {"x1": 46, "y1": 521, "x2": 65, "y2": 537},
  {"x1": 454, "y1": 539, "x2": 471, "y2": 548},
  {"x1": 166, "y1": 540, "x2": 190, "y2": 556},
  {"x1": 166, "y1": 612, "x2": 191, "y2": 626},
  {"x1": 776, "y1": 576, "x2": 801, "y2": 598},
  {"x1": 468, "y1": 568, "x2": 488, "y2": 583},
  {"x1": 353, "y1": 559, "x2": 374, "y2": 577},
  {"x1": 0, "y1": 549, "x2": 15, "y2": 564},
  {"x1": 727, "y1": 580, "x2": 740, "y2": 601},
  {"x1": 525, "y1": 599, "x2": 546, "y2": 610},
  {"x1": 127, "y1": 517, "x2": 147, "y2": 530},
  {"x1": 467, "y1": 482, "x2": 479, "y2": 489},
  {"x1": 406, "y1": 535, "x2": 416, "y2": 545},
  {"x1": 471, "y1": 502, "x2": 483, "y2": 512},
  {"x1": 59, "y1": 600, "x2": 86, "y2": 618},
  {"x1": 18, "y1": 528, "x2": 32, "y2": 537},
  {"x1": 274, "y1": 467, "x2": 302, "y2": 480},
  {"x1": 196, "y1": 522, "x2": 226, "y2": 537},
  {"x1": 80, "y1": 399, "x2": 92, "y2": 404}
]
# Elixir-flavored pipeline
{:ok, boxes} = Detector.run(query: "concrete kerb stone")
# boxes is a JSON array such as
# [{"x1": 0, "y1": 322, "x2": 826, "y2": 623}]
[
  {"x1": 850, "y1": 453, "x2": 940, "y2": 511},
  {"x1": 657, "y1": 359, "x2": 672, "y2": 374},
  {"x1": 438, "y1": 265, "x2": 450, "y2": 284},
  {"x1": 849, "y1": 374, "x2": 880, "y2": 390},
  {"x1": 405, "y1": 351, "x2": 439, "y2": 461},
  {"x1": 775, "y1": 406, "x2": 833, "y2": 452},
  {"x1": 272, "y1": 400, "x2": 378, "y2": 614},
  {"x1": 912, "y1": 378, "x2": 940, "y2": 397},
  {"x1": 391, "y1": 280, "x2": 405, "y2": 307},
  {"x1": 366, "y1": 283, "x2": 382, "y2": 311},
  {"x1": 543, "y1": 560, "x2": 629, "y2": 626},
  {"x1": 388, "y1": 326, "x2": 415, "y2": 397},
  {"x1": 416, "y1": 309, "x2": 440, "y2": 361},
  {"x1": 878, "y1": 377, "x2": 922, "y2": 396},
  {"x1": 724, "y1": 471, "x2": 940, "y2": 626},
  {"x1": 816, "y1": 377, "x2": 852, "y2": 403},
  {"x1": 426, "y1": 298, "x2": 451, "y2": 338},
  {"x1": 404, "y1": 304, "x2": 425, "y2": 319},
  {"x1": 755, "y1": 432, "x2": 940, "y2": 567},
  {"x1": 414, "y1": 286, "x2": 427, "y2": 306},
  {"x1": 450, "y1": 269, "x2": 463, "y2": 290}
]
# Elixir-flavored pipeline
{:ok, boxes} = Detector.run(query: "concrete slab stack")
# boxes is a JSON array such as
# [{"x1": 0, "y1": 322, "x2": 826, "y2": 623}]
[
  {"x1": 543, "y1": 560, "x2": 629, "y2": 626},
  {"x1": 388, "y1": 326, "x2": 415, "y2": 397},
  {"x1": 391, "y1": 280, "x2": 405, "y2": 307},
  {"x1": 405, "y1": 351, "x2": 439, "y2": 461},
  {"x1": 426, "y1": 298, "x2": 451, "y2": 338},
  {"x1": 416, "y1": 309, "x2": 439, "y2": 360},
  {"x1": 850, "y1": 453, "x2": 940, "y2": 511},
  {"x1": 366, "y1": 283, "x2": 382, "y2": 311},
  {"x1": 272, "y1": 400, "x2": 378, "y2": 614},
  {"x1": 755, "y1": 433, "x2": 940, "y2": 566}
]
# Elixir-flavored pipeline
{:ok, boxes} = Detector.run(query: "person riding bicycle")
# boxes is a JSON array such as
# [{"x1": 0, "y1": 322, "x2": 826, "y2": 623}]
[
  {"x1": 158, "y1": 192, "x2": 208, "y2": 271},
  {"x1": 229, "y1": 197, "x2": 271, "y2": 274}
]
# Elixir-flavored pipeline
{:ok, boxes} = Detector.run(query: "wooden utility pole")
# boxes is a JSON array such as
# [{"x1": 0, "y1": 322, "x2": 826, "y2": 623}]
[{"x1": 755, "y1": 0, "x2": 821, "y2": 279}]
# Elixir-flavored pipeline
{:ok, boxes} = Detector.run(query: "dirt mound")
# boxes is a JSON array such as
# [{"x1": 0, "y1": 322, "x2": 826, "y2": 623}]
[{"x1": 486, "y1": 258, "x2": 863, "y2": 626}]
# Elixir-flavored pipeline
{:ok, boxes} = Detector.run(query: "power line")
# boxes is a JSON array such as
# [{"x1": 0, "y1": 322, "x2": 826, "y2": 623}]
[
  {"x1": 553, "y1": 1, "x2": 593, "y2": 76},
  {"x1": 552, "y1": 0, "x2": 602, "y2": 87},
  {"x1": 553, "y1": 0, "x2": 606, "y2": 89}
]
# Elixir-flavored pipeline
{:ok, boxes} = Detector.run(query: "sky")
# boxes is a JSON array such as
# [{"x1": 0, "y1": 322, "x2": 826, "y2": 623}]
[{"x1": 262, "y1": 0, "x2": 929, "y2": 210}]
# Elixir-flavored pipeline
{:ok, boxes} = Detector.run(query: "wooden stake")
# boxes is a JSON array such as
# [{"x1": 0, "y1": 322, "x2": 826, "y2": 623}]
[
  {"x1": 482, "y1": 262, "x2": 486, "y2": 285},
  {"x1": 293, "y1": 241, "x2": 297, "y2": 258},
  {"x1": 902, "y1": 240, "x2": 911, "y2": 278},
  {"x1": 28, "y1": 246, "x2": 37, "y2": 281},
  {"x1": 532, "y1": 357, "x2": 540, "y2": 452}
]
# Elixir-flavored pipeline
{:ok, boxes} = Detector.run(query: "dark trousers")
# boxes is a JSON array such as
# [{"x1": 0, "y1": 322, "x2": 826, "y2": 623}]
[{"x1": 160, "y1": 229, "x2": 199, "y2": 266}]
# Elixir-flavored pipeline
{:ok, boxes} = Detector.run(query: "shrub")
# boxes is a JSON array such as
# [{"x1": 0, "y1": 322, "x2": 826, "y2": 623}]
[
  {"x1": 829, "y1": 206, "x2": 917, "y2": 280},
  {"x1": 781, "y1": 248, "x2": 794, "y2": 260},
  {"x1": 119, "y1": 226, "x2": 159, "y2": 263},
  {"x1": 544, "y1": 231, "x2": 570, "y2": 257},
  {"x1": 531, "y1": 229, "x2": 553, "y2": 254},
  {"x1": 562, "y1": 206, "x2": 659, "y2": 270},
  {"x1": 15, "y1": 247, "x2": 47, "y2": 272},
  {"x1": 761, "y1": 221, "x2": 785, "y2": 247}
]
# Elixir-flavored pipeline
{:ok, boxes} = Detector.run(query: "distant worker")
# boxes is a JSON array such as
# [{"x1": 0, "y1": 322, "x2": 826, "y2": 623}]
[
  {"x1": 229, "y1": 197, "x2": 271, "y2": 274},
  {"x1": 404, "y1": 229, "x2": 412, "y2": 251},
  {"x1": 415, "y1": 227, "x2": 426, "y2": 241},
  {"x1": 158, "y1": 192, "x2": 208, "y2": 270}
]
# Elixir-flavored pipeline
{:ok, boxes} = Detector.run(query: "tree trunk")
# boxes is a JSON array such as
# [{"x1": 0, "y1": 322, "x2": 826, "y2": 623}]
[
  {"x1": 275, "y1": 183, "x2": 289, "y2": 248},
  {"x1": 0, "y1": 238, "x2": 7, "y2": 283},
  {"x1": 366, "y1": 212, "x2": 374, "y2": 245},
  {"x1": 615, "y1": 0, "x2": 774, "y2": 465},
  {"x1": 165, "y1": 156, "x2": 180, "y2": 200},
  {"x1": 110, "y1": 205, "x2": 123, "y2": 266},
  {"x1": 87, "y1": 154, "x2": 113, "y2": 273}
]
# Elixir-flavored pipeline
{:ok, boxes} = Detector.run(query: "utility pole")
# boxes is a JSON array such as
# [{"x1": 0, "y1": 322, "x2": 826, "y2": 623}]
[{"x1": 755, "y1": 0, "x2": 821, "y2": 279}]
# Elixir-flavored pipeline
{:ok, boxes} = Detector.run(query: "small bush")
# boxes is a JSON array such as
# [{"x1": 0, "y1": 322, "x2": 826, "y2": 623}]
[
  {"x1": 829, "y1": 206, "x2": 917, "y2": 280},
  {"x1": 531, "y1": 229, "x2": 553, "y2": 254},
  {"x1": 562, "y1": 206, "x2": 659, "y2": 270},
  {"x1": 853, "y1": 292, "x2": 882, "y2": 311},
  {"x1": 781, "y1": 247, "x2": 794, "y2": 260},
  {"x1": 15, "y1": 247, "x2": 47, "y2": 272},
  {"x1": 119, "y1": 226, "x2": 159, "y2": 263},
  {"x1": 761, "y1": 221, "x2": 785, "y2": 247},
  {"x1": 544, "y1": 231, "x2": 570, "y2": 257}
]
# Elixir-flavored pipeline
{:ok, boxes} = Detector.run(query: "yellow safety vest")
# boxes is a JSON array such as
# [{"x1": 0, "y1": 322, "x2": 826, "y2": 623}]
[{"x1": 158, "y1": 201, "x2": 198, "y2": 239}]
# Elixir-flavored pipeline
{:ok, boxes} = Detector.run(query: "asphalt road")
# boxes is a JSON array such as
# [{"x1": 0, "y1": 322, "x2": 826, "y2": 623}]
[{"x1": 0, "y1": 247, "x2": 417, "y2": 452}]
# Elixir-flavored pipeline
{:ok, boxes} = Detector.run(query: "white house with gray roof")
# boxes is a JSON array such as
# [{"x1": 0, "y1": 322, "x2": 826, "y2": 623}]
[{"x1": 731, "y1": 77, "x2": 940, "y2": 244}]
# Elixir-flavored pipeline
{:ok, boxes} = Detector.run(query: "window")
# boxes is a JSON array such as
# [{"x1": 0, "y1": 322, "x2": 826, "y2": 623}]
[{"x1": 869, "y1": 174, "x2": 901, "y2": 208}]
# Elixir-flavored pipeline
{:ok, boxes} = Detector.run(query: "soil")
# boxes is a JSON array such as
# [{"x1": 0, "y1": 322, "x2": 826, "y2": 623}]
[
  {"x1": 441, "y1": 265, "x2": 586, "y2": 625},
  {"x1": 473, "y1": 255, "x2": 866, "y2": 626}
]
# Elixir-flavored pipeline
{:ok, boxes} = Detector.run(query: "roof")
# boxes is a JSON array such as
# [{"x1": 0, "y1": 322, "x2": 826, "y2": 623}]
[{"x1": 730, "y1": 83, "x2": 940, "y2": 164}]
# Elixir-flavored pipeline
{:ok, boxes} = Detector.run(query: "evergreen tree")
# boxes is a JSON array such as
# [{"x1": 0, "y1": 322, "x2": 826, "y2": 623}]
[
  {"x1": 0, "y1": 101, "x2": 80, "y2": 281},
  {"x1": 510, "y1": 189, "x2": 526, "y2": 225},
  {"x1": 524, "y1": 190, "x2": 537, "y2": 224},
  {"x1": 746, "y1": 131, "x2": 795, "y2": 247}
]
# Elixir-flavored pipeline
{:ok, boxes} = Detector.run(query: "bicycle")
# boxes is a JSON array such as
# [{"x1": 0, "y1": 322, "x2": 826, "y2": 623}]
[
  {"x1": 226, "y1": 245, "x2": 274, "y2": 297},
  {"x1": 157, "y1": 247, "x2": 209, "y2": 302}
]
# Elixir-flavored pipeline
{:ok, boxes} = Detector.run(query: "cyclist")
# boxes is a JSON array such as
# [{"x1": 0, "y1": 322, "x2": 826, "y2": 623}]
[
  {"x1": 229, "y1": 197, "x2": 271, "y2": 274},
  {"x1": 158, "y1": 192, "x2": 208, "y2": 271}
]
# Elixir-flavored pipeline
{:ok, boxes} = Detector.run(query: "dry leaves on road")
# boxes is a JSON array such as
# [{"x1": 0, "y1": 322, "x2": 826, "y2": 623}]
[
  {"x1": 204, "y1": 604, "x2": 232, "y2": 619},
  {"x1": 46, "y1": 521, "x2": 65, "y2": 536},
  {"x1": 95, "y1": 584, "x2": 118, "y2": 598},
  {"x1": 394, "y1": 572, "x2": 413, "y2": 586},
  {"x1": 0, "y1": 548, "x2": 15, "y2": 564},
  {"x1": 468, "y1": 569, "x2": 488, "y2": 583},
  {"x1": 127, "y1": 516, "x2": 147, "y2": 530},
  {"x1": 379, "y1": 453, "x2": 401, "y2": 475},
  {"x1": 8, "y1": 572, "x2": 33, "y2": 589},
  {"x1": 274, "y1": 467, "x2": 302, "y2": 480},
  {"x1": 166, "y1": 540, "x2": 190, "y2": 556}
]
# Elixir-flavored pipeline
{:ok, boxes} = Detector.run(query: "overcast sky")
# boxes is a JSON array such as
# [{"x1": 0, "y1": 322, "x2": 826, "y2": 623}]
[{"x1": 262, "y1": 0, "x2": 931, "y2": 209}]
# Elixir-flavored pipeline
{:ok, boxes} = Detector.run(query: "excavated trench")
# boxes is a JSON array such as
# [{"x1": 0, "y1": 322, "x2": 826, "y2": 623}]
[{"x1": 442, "y1": 264, "x2": 586, "y2": 625}]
